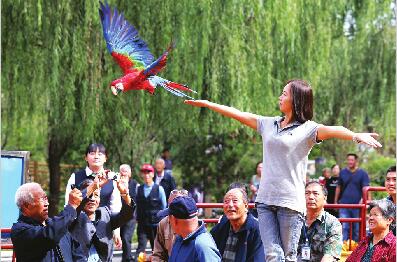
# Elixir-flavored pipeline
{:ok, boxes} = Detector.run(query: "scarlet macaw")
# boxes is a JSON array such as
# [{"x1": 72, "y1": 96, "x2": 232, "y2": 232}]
[{"x1": 99, "y1": 2, "x2": 196, "y2": 98}]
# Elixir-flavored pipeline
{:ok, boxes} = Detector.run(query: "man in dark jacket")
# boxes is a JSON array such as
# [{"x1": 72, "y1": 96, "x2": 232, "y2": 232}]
[
  {"x1": 69, "y1": 176, "x2": 135, "y2": 262},
  {"x1": 154, "y1": 158, "x2": 176, "y2": 201},
  {"x1": 11, "y1": 182, "x2": 85, "y2": 262},
  {"x1": 210, "y1": 187, "x2": 265, "y2": 262}
]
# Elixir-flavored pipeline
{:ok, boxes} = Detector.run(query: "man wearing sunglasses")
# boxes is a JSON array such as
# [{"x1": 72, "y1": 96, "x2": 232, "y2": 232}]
[{"x1": 136, "y1": 163, "x2": 167, "y2": 258}]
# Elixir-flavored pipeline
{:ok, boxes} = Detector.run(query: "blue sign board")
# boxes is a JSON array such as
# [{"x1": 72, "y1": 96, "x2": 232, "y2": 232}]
[{"x1": 1, "y1": 151, "x2": 29, "y2": 229}]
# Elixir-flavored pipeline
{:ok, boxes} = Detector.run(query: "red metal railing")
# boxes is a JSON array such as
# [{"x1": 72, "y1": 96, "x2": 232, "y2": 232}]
[
  {"x1": 361, "y1": 186, "x2": 386, "y2": 237},
  {"x1": 1, "y1": 228, "x2": 15, "y2": 262},
  {"x1": 197, "y1": 202, "x2": 368, "y2": 251},
  {"x1": 0, "y1": 187, "x2": 386, "y2": 260},
  {"x1": 1, "y1": 228, "x2": 12, "y2": 249}
]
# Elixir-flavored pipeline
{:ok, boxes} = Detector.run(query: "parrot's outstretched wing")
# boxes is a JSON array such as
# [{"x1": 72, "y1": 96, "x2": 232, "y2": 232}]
[
  {"x1": 99, "y1": 2, "x2": 154, "y2": 74},
  {"x1": 143, "y1": 42, "x2": 174, "y2": 77}
]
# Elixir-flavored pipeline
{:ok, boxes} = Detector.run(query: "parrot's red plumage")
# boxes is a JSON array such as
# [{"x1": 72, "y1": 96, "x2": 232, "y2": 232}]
[{"x1": 99, "y1": 2, "x2": 196, "y2": 98}]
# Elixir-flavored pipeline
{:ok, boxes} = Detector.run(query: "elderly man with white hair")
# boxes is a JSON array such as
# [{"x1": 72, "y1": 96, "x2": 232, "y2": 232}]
[
  {"x1": 154, "y1": 158, "x2": 176, "y2": 201},
  {"x1": 11, "y1": 182, "x2": 85, "y2": 262}
]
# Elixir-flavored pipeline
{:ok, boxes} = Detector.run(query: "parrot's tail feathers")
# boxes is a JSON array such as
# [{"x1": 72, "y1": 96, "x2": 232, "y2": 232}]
[
  {"x1": 166, "y1": 81, "x2": 197, "y2": 93},
  {"x1": 149, "y1": 76, "x2": 196, "y2": 99},
  {"x1": 162, "y1": 85, "x2": 195, "y2": 100}
]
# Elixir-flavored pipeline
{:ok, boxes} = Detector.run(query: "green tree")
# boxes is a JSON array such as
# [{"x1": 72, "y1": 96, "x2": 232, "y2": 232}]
[{"x1": 2, "y1": 0, "x2": 395, "y2": 214}]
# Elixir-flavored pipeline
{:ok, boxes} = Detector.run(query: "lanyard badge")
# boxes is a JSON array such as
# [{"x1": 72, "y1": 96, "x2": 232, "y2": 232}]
[
  {"x1": 301, "y1": 240, "x2": 311, "y2": 260},
  {"x1": 301, "y1": 225, "x2": 311, "y2": 261}
]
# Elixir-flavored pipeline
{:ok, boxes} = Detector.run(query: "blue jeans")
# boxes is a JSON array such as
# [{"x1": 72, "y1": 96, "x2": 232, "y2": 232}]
[
  {"x1": 257, "y1": 203, "x2": 304, "y2": 262},
  {"x1": 339, "y1": 208, "x2": 360, "y2": 242}
]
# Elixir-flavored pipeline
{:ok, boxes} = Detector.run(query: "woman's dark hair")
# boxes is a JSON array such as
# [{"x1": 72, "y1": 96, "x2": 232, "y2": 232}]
[
  {"x1": 286, "y1": 79, "x2": 313, "y2": 123},
  {"x1": 256, "y1": 161, "x2": 262, "y2": 171},
  {"x1": 85, "y1": 143, "x2": 107, "y2": 156}
]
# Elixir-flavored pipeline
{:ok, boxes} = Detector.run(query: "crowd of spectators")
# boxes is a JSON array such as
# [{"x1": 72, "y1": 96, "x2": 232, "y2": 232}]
[{"x1": 9, "y1": 142, "x2": 396, "y2": 261}]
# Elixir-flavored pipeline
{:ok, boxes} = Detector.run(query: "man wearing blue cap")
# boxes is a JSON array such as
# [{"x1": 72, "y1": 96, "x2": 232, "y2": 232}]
[{"x1": 158, "y1": 196, "x2": 221, "y2": 262}]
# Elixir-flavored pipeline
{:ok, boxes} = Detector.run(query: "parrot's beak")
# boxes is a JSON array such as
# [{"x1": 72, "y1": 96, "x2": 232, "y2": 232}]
[
  {"x1": 111, "y1": 86, "x2": 119, "y2": 96},
  {"x1": 111, "y1": 83, "x2": 124, "y2": 96}
]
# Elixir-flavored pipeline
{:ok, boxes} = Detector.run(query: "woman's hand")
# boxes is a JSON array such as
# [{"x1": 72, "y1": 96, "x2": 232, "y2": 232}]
[
  {"x1": 184, "y1": 100, "x2": 211, "y2": 107},
  {"x1": 353, "y1": 133, "x2": 382, "y2": 148}
]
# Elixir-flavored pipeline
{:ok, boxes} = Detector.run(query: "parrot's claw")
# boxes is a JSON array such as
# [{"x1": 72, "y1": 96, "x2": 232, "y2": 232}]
[{"x1": 111, "y1": 83, "x2": 124, "y2": 96}]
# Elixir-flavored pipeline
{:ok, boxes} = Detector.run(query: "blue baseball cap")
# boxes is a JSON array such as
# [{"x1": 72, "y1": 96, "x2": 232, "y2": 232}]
[{"x1": 157, "y1": 196, "x2": 198, "y2": 219}]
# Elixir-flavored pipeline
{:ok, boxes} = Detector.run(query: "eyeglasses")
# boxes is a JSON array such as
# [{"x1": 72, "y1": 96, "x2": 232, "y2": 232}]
[
  {"x1": 171, "y1": 189, "x2": 189, "y2": 196},
  {"x1": 141, "y1": 170, "x2": 152, "y2": 174},
  {"x1": 38, "y1": 195, "x2": 48, "y2": 204}
]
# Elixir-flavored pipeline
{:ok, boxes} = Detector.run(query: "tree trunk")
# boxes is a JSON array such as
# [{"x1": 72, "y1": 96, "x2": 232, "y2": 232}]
[{"x1": 47, "y1": 135, "x2": 68, "y2": 216}]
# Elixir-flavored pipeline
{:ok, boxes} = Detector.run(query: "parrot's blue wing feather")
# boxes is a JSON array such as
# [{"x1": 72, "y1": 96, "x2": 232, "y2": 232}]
[{"x1": 99, "y1": 2, "x2": 154, "y2": 71}]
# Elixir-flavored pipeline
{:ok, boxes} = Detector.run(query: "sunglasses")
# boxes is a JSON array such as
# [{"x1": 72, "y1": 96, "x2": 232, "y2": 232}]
[
  {"x1": 141, "y1": 170, "x2": 152, "y2": 173},
  {"x1": 171, "y1": 189, "x2": 189, "y2": 196}
]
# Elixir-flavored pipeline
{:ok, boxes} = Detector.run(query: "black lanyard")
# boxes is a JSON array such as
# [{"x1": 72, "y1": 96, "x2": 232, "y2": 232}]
[
  {"x1": 303, "y1": 213, "x2": 327, "y2": 245},
  {"x1": 303, "y1": 224, "x2": 314, "y2": 245}
]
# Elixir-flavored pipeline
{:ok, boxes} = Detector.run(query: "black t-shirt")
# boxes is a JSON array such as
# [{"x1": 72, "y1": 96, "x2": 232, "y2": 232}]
[{"x1": 325, "y1": 177, "x2": 339, "y2": 204}]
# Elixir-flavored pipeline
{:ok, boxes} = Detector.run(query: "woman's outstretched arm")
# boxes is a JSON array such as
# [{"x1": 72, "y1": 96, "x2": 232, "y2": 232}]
[
  {"x1": 317, "y1": 125, "x2": 382, "y2": 148},
  {"x1": 184, "y1": 100, "x2": 260, "y2": 130}
]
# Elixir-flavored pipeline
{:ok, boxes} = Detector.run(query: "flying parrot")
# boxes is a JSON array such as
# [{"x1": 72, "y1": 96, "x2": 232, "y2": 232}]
[{"x1": 99, "y1": 2, "x2": 196, "y2": 98}]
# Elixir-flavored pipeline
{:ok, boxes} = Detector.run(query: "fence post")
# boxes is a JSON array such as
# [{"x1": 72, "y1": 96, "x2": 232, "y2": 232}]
[
  {"x1": 361, "y1": 186, "x2": 369, "y2": 239},
  {"x1": 33, "y1": 161, "x2": 38, "y2": 182}
]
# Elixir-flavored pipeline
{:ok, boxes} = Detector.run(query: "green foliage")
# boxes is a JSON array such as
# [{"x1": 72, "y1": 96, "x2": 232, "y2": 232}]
[
  {"x1": 176, "y1": 131, "x2": 262, "y2": 201},
  {"x1": 361, "y1": 154, "x2": 396, "y2": 186},
  {"x1": 2, "y1": 0, "x2": 395, "y2": 209}
]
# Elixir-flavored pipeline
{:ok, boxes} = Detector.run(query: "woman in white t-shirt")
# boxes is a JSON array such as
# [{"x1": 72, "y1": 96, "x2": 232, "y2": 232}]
[{"x1": 185, "y1": 79, "x2": 381, "y2": 261}]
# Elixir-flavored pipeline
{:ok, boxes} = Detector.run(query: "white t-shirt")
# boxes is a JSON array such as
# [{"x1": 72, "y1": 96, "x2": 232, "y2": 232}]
[{"x1": 256, "y1": 116, "x2": 320, "y2": 213}]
